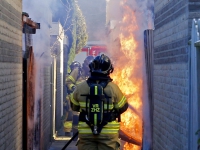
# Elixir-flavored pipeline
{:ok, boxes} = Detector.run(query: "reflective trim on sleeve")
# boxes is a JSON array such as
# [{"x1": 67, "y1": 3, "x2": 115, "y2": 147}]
[
  {"x1": 70, "y1": 94, "x2": 79, "y2": 106},
  {"x1": 79, "y1": 102, "x2": 88, "y2": 108},
  {"x1": 116, "y1": 96, "x2": 127, "y2": 108},
  {"x1": 68, "y1": 75, "x2": 76, "y2": 83},
  {"x1": 76, "y1": 81, "x2": 83, "y2": 85}
]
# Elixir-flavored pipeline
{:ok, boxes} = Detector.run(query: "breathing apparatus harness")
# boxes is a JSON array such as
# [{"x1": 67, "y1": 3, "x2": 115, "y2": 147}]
[{"x1": 79, "y1": 77, "x2": 120, "y2": 135}]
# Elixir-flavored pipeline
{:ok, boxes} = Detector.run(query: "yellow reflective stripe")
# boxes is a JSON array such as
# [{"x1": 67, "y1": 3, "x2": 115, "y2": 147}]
[
  {"x1": 78, "y1": 121, "x2": 88, "y2": 127},
  {"x1": 78, "y1": 128, "x2": 119, "y2": 134},
  {"x1": 79, "y1": 102, "x2": 88, "y2": 108},
  {"x1": 104, "y1": 104, "x2": 114, "y2": 110},
  {"x1": 79, "y1": 102, "x2": 114, "y2": 110},
  {"x1": 76, "y1": 81, "x2": 83, "y2": 85},
  {"x1": 95, "y1": 86, "x2": 97, "y2": 95},
  {"x1": 70, "y1": 94, "x2": 79, "y2": 106},
  {"x1": 94, "y1": 114, "x2": 97, "y2": 125},
  {"x1": 116, "y1": 96, "x2": 127, "y2": 108},
  {"x1": 64, "y1": 121, "x2": 72, "y2": 128},
  {"x1": 78, "y1": 121, "x2": 120, "y2": 128},
  {"x1": 68, "y1": 75, "x2": 76, "y2": 83},
  {"x1": 104, "y1": 121, "x2": 120, "y2": 128}
]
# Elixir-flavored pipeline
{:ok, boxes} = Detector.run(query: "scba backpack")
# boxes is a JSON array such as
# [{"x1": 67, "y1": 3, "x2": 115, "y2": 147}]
[{"x1": 81, "y1": 81, "x2": 115, "y2": 135}]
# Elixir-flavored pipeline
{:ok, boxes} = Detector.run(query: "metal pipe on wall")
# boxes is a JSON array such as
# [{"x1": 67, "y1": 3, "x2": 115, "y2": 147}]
[
  {"x1": 143, "y1": 29, "x2": 154, "y2": 150},
  {"x1": 53, "y1": 57, "x2": 57, "y2": 138}
]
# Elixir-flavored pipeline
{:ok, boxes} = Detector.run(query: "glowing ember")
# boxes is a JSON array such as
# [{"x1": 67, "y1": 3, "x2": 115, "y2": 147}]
[
  {"x1": 110, "y1": 0, "x2": 143, "y2": 150},
  {"x1": 123, "y1": 142, "x2": 141, "y2": 150}
]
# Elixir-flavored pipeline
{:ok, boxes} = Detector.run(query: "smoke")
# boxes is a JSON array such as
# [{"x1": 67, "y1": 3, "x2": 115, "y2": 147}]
[
  {"x1": 123, "y1": 0, "x2": 153, "y2": 149},
  {"x1": 22, "y1": 0, "x2": 60, "y2": 97},
  {"x1": 22, "y1": 0, "x2": 58, "y2": 58},
  {"x1": 77, "y1": 0, "x2": 107, "y2": 41},
  {"x1": 22, "y1": 0, "x2": 60, "y2": 149},
  {"x1": 125, "y1": 0, "x2": 154, "y2": 29},
  {"x1": 106, "y1": 0, "x2": 154, "y2": 149},
  {"x1": 122, "y1": 1, "x2": 154, "y2": 149}
]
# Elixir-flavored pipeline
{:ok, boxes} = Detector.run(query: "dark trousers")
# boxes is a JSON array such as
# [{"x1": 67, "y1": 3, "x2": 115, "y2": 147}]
[{"x1": 72, "y1": 114, "x2": 79, "y2": 141}]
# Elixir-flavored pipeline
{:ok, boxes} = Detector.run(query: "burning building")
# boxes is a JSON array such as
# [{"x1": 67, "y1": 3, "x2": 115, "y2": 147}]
[{"x1": 106, "y1": 0, "x2": 154, "y2": 149}]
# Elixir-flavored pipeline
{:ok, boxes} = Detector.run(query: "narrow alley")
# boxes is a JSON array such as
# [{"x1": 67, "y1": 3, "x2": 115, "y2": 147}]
[{"x1": 0, "y1": 0, "x2": 200, "y2": 150}]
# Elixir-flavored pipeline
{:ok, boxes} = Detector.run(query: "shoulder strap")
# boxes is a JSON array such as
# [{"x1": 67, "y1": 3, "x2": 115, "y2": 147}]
[
  {"x1": 86, "y1": 79, "x2": 110, "y2": 88},
  {"x1": 86, "y1": 80, "x2": 110, "y2": 107}
]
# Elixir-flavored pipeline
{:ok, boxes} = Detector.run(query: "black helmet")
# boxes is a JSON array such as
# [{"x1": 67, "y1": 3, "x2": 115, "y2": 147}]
[
  {"x1": 89, "y1": 54, "x2": 114, "y2": 75},
  {"x1": 83, "y1": 55, "x2": 94, "y2": 66},
  {"x1": 82, "y1": 56, "x2": 94, "y2": 69},
  {"x1": 70, "y1": 61, "x2": 81, "y2": 71}
]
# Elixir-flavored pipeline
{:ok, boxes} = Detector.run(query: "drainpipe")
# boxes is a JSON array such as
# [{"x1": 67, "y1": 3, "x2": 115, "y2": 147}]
[
  {"x1": 60, "y1": 40, "x2": 64, "y2": 117},
  {"x1": 53, "y1": 57, "x2": 57, "y2": 137},
  {"x1": 189, "y1": 19, "x2": 200, "y2": 150}
]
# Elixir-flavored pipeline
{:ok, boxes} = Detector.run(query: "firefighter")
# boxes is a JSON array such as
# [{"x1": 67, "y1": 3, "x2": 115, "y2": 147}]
[
  {"x1": 66, "y1": 56, "x2": 94, "y2": 92},
  {"x1": 63, "y1": 61, "x2": 81, "y2": 134},
  {"x1": 70, "y1": 54, "x2": 128, "y2": 150},
  {"x1": 64, "y1": 56, "x2": 94, "y2": 138}
]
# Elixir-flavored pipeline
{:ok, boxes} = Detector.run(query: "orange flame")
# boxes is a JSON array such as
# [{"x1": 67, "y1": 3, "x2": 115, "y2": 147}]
[{"x1": 110, "y1": 1, "x2": 143, "y2": 150}]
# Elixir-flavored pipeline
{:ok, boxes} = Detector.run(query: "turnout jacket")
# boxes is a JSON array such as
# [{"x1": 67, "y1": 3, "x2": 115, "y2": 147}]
[
  {"x1": 70, "y1": 75, "x2": 128, "y2": 135},
  {"x1": 65, "y1": 67, "x2": 88, "y2": 92}
]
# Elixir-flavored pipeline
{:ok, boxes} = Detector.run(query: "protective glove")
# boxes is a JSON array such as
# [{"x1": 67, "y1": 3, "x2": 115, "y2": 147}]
[{"x1": 71, "y1": 86, "x2": 76, "y2": 92}]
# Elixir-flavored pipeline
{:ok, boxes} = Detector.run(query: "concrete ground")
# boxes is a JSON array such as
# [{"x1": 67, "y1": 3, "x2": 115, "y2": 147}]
[
  {"x1": 48, "y1": 125, "x2": 78, "y2": 150},
  {"x1": 49, "y1": 139, "x2": 125, "y2": 150},
  {"x1": 48, "y1": 140, "x2": 77, "y2": 150},
  {"x1": 48, "y1": 138, "x2": 127, "y2": 150}
]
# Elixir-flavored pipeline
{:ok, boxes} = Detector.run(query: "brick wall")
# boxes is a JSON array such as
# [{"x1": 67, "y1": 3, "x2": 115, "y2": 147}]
[
  {"x1": 153, "y1": 0, "x2": 191, "y2": 149},
  {"x1": 0, "y1": 0, "x2": 22, "y2": 150},
  {"x1": 154, "y1": 0, "x2": 189, "y2": 64},
  {"x1": 153, "y1": 64, "x2": 189, "y2": 150}
]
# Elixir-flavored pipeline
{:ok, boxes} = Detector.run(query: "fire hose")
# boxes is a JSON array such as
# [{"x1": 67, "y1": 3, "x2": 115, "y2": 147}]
[
  {"x1": 61, "y1": 132, "x2": 79, "y2": 150},
  {"x1": 61, "y1": 129, "x2": 142, "y2": 150}
]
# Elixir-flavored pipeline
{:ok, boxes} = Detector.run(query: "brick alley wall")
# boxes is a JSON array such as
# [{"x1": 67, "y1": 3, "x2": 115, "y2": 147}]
[
  {"x1": 153, "y1": 0, "x2": 200, "y2": 150},
  {"x1": 0, "y1": 0, "x2": 22, "y2": 150}
]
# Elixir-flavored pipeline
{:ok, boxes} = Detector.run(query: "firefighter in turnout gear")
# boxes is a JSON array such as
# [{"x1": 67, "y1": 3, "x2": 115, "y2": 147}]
[
  {"x1": 70, "y1": 54, "x2": 128, "y2": 150},
  {"x1": 64, "y1": 56, "x2": 94, "y2": 138},
  {"x1": 63, "y1": 61, "x2": 81, "y2": 133},
  {"x1": 66, "y1": 56, "x2": 94, "y2": 92}
]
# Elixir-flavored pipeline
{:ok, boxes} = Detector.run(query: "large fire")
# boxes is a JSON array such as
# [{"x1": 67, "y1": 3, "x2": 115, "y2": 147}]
[{"x1": 110, "y1": 1, "x2": 144, "y2": 150}]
